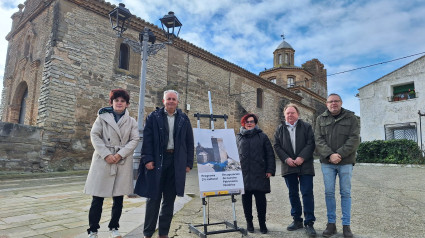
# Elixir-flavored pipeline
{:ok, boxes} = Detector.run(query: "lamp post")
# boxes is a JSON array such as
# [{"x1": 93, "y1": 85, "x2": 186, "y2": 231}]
[
  {"x1": 419, "y1": 110, "x2": 425, "y2": 150},
  {"x1": 109, "y1": 3, "x2": 182, "y2": 185}
]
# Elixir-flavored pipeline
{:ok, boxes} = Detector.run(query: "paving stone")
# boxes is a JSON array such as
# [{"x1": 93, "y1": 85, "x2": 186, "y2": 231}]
[
  {"x1": 30, "y1": 217, "x2": 80, "y2": 229},
  {"x1": 3, "y1": 214, "x2": 43, "y2": 224}
]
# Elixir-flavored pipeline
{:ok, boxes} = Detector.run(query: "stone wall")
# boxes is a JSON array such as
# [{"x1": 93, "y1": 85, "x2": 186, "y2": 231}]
[
  {"x1": 1, "y1": 1, "x2": 54, "y2": 125},
  {"x1": 302, "y1": 59, "x2": 327, "y2": 98},
  {"x1": 0, "y1": 0, "x2": 325, "y2": 170},
  {"x1": 0, "y1": 122, "x2": 43, "y2": 171}
]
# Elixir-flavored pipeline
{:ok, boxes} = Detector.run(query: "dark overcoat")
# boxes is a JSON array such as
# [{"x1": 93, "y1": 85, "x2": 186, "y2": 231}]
[
  {"x1": 273, "y1": 119, "x2": 315, "y2": 177},
  {"x1": 236, "y1": 127, "x2": 276, "y2": 193},
  {"x1": 134, "y1": 107, "x2": 194, "y2": 199}
]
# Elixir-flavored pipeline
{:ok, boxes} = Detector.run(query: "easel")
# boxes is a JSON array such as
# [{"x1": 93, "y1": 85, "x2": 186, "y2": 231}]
[{"x1": 188, "y1": 92, "x2": 247, "y2": 238}]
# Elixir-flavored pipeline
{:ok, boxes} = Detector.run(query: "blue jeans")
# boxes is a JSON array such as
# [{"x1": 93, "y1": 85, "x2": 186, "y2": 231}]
[
  {"x1": 284, "y1": 174, "x2": 315, "y2": 225},
  {"x1": 321, "y1": 163, "x2": 353, "y2": 225}
]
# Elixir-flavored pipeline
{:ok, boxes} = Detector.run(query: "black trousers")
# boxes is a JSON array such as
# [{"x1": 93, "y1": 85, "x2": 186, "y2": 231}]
[
  {"x1": 87, "y1": 195, "x2": 123, "y2": 233},
  {"x1": 143, "y1": 152, "x2": 177, "y2": 237},
  {"x1": 242, "y1": 190, "x2": 267, "y2": 223}
]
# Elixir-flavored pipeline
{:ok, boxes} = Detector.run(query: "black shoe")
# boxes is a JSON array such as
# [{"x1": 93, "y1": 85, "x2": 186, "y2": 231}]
[
  {"x1": 246, "y1": 220, "x2": 254, "y2": 233},
  {"x1": 259, "y1": 222, "x2": 268, "y2": 234},
  {"x1": 322, "y1": 223, "x2": 337, "y2": 237},
  {"x1": 343, "y1": 225, "x2": 353, "y2": 238},
  {"x1": 305, "y1": 223, "x2": 317, "y2": 237},
  {"x1": 287, "y1": 220, "x2": 303, "y2": 231}
]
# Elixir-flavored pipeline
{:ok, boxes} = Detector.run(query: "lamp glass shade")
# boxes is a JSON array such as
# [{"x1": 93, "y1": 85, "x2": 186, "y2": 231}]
[
  {"x1": 109, "y1": 3, "x2": 132, "y2": 36},
  {"x1": 159, "y1": 11, "x2": 182, "y2": 40}
]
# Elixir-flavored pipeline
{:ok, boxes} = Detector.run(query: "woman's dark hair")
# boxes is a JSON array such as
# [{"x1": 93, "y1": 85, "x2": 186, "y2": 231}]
[
  {"x1": 109, "y1": 89, "x2": 130, "y2": 104},
  {"x1": 240, "y1": 113, "x2": 258, "y2": 127}
]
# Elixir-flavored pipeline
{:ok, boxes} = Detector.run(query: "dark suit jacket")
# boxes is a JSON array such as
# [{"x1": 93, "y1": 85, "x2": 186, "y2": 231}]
[
  {"x1": 134, "y1": 107, "x2": 194, "y2": 199},
  {"x1": 273, "y1": 119, "x2": 315, "y2": 176}
]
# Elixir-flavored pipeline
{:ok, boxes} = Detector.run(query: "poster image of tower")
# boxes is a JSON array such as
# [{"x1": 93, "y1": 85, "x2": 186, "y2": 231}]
[
  {"x1": 193, "y1": 128, "x2": 244, "y2": 197},
  {"x1": 195, "y1": 133, "x2": 241, "y2": 173}
]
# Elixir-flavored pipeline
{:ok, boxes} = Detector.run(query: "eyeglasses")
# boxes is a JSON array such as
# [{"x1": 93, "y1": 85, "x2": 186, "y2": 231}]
[
  {"x1": 246, "y1": 120, "x2": 255, "y2": 124},
  {"x1": 327, "y1": 100, "x2": 341, "y2": 104}
]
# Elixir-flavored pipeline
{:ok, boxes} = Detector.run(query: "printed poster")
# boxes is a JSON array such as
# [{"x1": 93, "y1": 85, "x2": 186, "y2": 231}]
[{"x1": 193, "y1": 128, "x2": 244, "y2": 198}]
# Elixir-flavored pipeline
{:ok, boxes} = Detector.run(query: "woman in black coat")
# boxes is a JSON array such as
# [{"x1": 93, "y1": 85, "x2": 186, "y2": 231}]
[{"x1": 236, "y1": 113, "x2": 276, "y2": 234}]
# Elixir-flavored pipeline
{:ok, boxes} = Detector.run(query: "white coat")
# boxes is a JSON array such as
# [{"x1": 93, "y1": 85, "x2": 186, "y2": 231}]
[{"x1": 84, "y1": 108, "x2": 139, "y2": 197}]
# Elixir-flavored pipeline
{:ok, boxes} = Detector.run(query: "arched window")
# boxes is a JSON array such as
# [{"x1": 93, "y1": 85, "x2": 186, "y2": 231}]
[
  {"x1": 268, "y1": 77, "x2": 276, "y2": 84},
  {"x1": 257, "y1": 88, "x2": 263, "y2": 108},
  {"x1": 284, "y1": 53, "x2": 289, "y2": 64},
  {"x1": 278, "y1": 54, "x2": 282, "y2": 64},
  {"x1": 18, "y1": 88, "x2": 28, "y2": 124},
  {"x1": 119, "y1": 43, "x2": 129, "y2": 70},
  {"x1": 305, "y1": 78, "x2": 310, "y2": 88},
  {"x1": 287, "y1": 77, "x2": 295, "y2": 88}
]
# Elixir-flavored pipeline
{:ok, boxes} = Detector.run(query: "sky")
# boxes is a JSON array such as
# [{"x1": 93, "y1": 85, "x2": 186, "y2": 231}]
[{"x1": 1, "y1": 0, "x2": 425, "y2": 116}]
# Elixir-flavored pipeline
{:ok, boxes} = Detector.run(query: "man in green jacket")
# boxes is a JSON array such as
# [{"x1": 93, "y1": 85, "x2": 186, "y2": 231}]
[{"x1": 315, "y1": 93, "x2": 360, "y2": 238}]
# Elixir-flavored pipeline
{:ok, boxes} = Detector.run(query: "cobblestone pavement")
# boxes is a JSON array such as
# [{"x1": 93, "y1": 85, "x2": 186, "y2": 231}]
[
  {"x1": 0, "y1": 174, "x2": 148, "y2": 238},
  {"x1": 1, "y1": 160, "x2": 425, "y2": 238},
  {"x1": 166, "y1": 161, "x2": 425, "y2": 238}
]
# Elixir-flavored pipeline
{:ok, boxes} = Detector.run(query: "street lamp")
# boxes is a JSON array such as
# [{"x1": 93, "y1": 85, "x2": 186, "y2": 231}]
[
  {"x1": 419, "y1": 110, "x2": 425, "y2": 150},
  {"x1": 109, "y1": 3, "x2": 182, "y2": 184}
]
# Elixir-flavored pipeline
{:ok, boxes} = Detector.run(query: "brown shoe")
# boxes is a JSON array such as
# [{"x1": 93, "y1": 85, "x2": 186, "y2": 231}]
[
  {"x1": 343, "y1": 225, "x2": 353, "y2": 237},
  {"x1": 144, "y1": 236, "x2": 151, "y2": 238},
  {"x1": 322, "y1": 223, "x2": 337, "y2": 237}
]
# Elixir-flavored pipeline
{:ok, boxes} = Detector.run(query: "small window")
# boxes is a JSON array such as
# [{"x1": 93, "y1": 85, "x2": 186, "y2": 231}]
[
  {"x1": 24, "y1": 36, "x2": 31, "y2": 57},
  {"x1": 392, "y1": 83, "x2": 415, "y2": 101},
  {"x1": 305, "y1": 78, "x2": 310, "y2": 88},
  {"x1": 271, "y1": 79, "x2": 276, "y2": 84},
  {"x1": 287, "y1": 77, "x2": 295, "y2": 88},
  {"x1": 18, "y1": 88, "x2": 28, "y2": 124},
  {"x1": 284, "y1": 53, "x2": 289, "y2": 64},
  {"x1": 278, "y1": 54, "x2": 282, "y2": 64},
  {"x1": 119, "y1": 43, "x2": 129, "y2": 70},
  {"x1": 257, "y1": 88, "x2": 263, "y2": 108},
  {"x1": 385, "y1": 123, "x2": 417, "y2": 141}
]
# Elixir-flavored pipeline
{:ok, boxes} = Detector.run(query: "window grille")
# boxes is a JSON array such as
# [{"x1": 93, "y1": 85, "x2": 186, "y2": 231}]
[{"x1": 384, "y1": 123, "x2": 417, "y2": 141}]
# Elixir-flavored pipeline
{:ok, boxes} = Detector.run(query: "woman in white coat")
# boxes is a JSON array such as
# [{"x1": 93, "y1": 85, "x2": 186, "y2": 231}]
[{"x1": 84, "y1": 89, "x2": 139, "y2": 238}]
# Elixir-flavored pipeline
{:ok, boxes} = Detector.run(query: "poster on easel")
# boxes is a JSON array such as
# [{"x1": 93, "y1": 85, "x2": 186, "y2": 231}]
[{"x1": 193, "y1": 128, "x2": 245, "y2": 198}]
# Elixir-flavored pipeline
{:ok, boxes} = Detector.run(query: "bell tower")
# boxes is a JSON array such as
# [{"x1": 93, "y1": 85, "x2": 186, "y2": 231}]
[{"x1": 273, "y1": 34, "x2": 295, "y2": 67}]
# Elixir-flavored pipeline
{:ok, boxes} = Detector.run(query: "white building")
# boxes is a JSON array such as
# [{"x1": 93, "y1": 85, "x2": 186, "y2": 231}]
[{"x1": 357, "y1": 55, "x2": 425, "y2": 149}]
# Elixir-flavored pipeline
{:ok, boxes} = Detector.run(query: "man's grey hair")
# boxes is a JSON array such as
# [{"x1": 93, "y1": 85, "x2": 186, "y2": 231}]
[
  {"x1": 327, "y1": 93, "x2": 342, "y2": 102},
  {"x1": 163, "y1": 90, "x2": 179, "y2": 100},
  {"x1": 283, "y1": 103, "x2": 300, "y2": 114}
]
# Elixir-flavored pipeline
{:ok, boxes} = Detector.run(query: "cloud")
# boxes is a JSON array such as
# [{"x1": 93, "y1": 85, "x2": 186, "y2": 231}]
[{"x1": 1, "y1": 0, "x2": 425, "y2": 115}]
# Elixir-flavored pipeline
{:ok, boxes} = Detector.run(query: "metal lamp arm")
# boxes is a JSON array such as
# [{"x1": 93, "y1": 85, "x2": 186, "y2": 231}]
[{"x1": 122, "y1": 37, "x2": 171, "y2": 57}]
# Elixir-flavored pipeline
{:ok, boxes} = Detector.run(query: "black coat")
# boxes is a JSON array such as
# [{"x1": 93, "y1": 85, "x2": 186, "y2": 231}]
[
  {"x1": 273, "y1": 119, "x2": 315, "y2": 177},
  {"x1": 134, "y1": 107, "x2": 194, "y2": 199},
  {"x1": 236, "y1": 127, "x2": 276, "y2": 193}
]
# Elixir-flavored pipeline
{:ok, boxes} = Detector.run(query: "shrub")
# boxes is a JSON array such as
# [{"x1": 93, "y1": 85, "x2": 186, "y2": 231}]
[{"x1": 357, "y1": 139, "x2": 425, "y2": 164}]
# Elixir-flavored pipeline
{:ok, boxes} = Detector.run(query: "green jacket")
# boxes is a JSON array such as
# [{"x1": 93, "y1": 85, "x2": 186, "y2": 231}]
[{"x1": 314, "y1": 108, "x2": 360, "y2": 165}]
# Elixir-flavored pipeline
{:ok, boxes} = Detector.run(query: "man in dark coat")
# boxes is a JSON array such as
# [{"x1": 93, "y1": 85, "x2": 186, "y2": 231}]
[
  {"x1": 274, "y1": 103, "x2": 316, "y2": 237},
  {"x1": 134, "y1": 90, "x2": 194, "y2": 238}
]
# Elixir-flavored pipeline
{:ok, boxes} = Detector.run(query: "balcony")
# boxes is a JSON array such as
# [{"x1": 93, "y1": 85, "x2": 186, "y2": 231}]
[{"x1": 389, "y1": 91, "x2": 417, "y2": 102}]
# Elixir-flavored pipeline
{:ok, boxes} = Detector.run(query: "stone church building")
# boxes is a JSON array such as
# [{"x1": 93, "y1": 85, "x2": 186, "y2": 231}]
[{"x1": 0, "y1": 0, "x2": 327, "y2": 171}]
